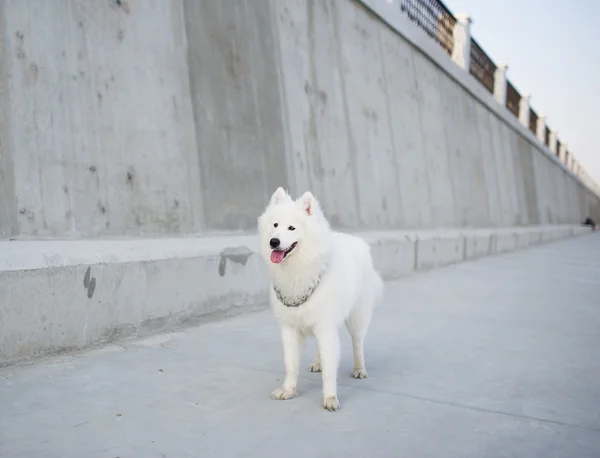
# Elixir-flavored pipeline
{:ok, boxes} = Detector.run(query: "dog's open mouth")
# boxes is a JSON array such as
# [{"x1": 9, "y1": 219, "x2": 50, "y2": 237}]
[{"x1": 270, "y1": 242, "x2": 297, "y2": 264}]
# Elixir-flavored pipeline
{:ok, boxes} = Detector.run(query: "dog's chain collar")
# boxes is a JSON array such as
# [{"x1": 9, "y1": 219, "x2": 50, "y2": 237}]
[{"x1": 273, "y1": 267, "x2": 327, "y2": 308}]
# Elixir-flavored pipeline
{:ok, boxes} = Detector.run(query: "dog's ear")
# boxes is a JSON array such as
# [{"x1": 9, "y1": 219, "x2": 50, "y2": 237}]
[
  {"x1": 297, "y1": 191, "x2": 316, "y2": 216},
  {"x1": 269, "y1": 187, "x2": 291, "y2": 206}
]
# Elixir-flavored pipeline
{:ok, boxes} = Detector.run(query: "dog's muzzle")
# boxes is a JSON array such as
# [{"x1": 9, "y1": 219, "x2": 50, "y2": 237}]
[{"x1": 270, "y1": 242, "x2": 297, "y2": 264}]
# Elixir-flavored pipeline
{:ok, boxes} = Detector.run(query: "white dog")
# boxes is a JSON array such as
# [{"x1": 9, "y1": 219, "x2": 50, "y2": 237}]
[{"x1": 257, "y1": 188, "x2": 384, "y2": 411}]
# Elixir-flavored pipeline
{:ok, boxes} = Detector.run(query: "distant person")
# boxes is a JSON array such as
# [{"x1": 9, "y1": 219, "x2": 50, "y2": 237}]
[{"x1": 582, "y1": 217, "x2": 597, "y2": 231}]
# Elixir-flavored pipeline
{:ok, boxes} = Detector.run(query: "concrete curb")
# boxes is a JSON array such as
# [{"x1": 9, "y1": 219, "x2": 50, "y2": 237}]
[{"x1": 0, "y1": 225, "x2": 591, "y2": 366}]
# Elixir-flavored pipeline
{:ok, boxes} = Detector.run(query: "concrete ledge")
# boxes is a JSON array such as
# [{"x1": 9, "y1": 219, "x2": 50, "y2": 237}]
[{"x1": 0, "y1": 225, "x2": 591, "y2": 366}]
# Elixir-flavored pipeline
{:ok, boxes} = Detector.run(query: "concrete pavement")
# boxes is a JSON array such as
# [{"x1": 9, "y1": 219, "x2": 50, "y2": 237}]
[{"x1": 1, "y1": 233, "x2": 599, "y2": 457}]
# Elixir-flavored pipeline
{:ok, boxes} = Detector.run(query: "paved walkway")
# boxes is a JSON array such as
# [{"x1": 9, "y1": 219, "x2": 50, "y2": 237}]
[{"x1": 1, "y1": 234, "x2": 599, "y2": 458}]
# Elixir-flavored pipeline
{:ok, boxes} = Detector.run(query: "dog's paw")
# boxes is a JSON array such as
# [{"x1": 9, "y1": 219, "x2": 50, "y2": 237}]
[
  {"x1": 323, "y1": 395, "x2": 340, "y2": 411},
  {"x1": 352, "y1": 368, "x2": 368, "y2": 379},
  {"x1": 270, "y1": 387, "x2": 296, "y2": 400},
  {"x1": 308, "y1": 361, "x2": 322, "y2": 372}
]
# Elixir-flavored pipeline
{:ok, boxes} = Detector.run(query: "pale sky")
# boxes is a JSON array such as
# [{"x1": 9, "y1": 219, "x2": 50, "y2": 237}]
[{"x1": 445, "y1": 0, "x2": 600, "y2": 184}]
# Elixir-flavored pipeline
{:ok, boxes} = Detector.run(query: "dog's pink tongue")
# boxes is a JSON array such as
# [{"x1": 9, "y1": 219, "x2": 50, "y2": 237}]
[{"x1": 270, "y1": 250, "x2": 285, "y2": 264}]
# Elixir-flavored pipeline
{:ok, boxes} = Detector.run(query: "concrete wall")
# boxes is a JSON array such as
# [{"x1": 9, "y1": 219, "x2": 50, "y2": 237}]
[
  {"x1": 182, "y1": 0, "x2": 290, "y2": 231},
  {"x1": 0, "y1": 0, "x2": 203, "y2": 238},
  {"x1": 276, "y1": 0, "x2": 600, "y2": 229},
  {"x1": 0, "y1": 0, "x2": 598, "y2": 239}
]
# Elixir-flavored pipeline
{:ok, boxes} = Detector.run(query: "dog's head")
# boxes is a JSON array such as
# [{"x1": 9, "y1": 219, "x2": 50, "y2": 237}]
[{"x1": 257, "y1": 187, "x2": 329, "y2": 266}]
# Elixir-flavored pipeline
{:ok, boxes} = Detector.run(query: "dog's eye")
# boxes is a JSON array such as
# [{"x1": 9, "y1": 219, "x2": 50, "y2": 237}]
[
  {"x1": 288, "y1": 226, "x2": 295, "y2": 231},
  {"x1": 274, "y1": 223, "x2": 278, "y2": 228}
]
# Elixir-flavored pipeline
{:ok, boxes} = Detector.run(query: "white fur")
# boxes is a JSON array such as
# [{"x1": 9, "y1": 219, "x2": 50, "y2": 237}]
[{"x1": 257, "y1": 187, "x2": 384, "y2": 411}]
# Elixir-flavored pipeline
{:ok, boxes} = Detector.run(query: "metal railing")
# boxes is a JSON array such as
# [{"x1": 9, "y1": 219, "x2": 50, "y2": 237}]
[
  {"x1": 399, "y1": 0, "x2": 456, "y2": 56},
  {"x1": 506, "y1": 80, "x2": 521, "y2": 118},
  {"x1": 529, "y1": 108, "x2": 539, "y2": 135},
  {"x1": 469, "y1": 39, "x2": 496, "y2": 94}
]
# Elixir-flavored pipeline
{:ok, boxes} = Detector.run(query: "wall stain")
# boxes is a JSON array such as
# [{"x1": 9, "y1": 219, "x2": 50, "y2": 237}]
[
  {"x1": 304, "y1": 81, "x2": 328, "y2": 106},
  {"x1": 126, "y1": 167, "x2": 135, "y2": 186},
  {"x1": 15, "y1": 31, "x2": 25, "y2": 59},
  {"x1": 87, "y1": 278, "x2": 96, "y2": 298},
  {"x1": 19, "y1": 208, "x2": 35, "y2": 222},
  {"x1": 218, "y1": 246, "x2": 253, "y2": 277},
  {"x1": 83, "y1": 266, "x2": 97, "y2": 298},
  {"x1": 112, "y1": 0, "x2": 131, "y2": 14}
]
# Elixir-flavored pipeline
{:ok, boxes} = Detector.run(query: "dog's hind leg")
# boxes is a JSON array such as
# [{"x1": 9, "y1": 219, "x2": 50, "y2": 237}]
[
  {"x1": 345, "y1": 302, "x2": 373, "y2": 379},
  {"x1": 308, "y1": 344, "x2": 322, "y2": 372}
]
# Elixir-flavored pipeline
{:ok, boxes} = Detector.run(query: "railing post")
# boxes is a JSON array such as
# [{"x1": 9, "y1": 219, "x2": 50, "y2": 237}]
[
  {"x1": 536, "y1": 115, "x2": 547, "y2": 146},
  {"x1": 493, "y1": 63, "x2": 508, "y2": 106},
  {"x1": 451, "y1": 14, "x2": 472, "y2": 71},
  {"x1": 518, "y1": 94, "x2": 530, "y2": 128}
]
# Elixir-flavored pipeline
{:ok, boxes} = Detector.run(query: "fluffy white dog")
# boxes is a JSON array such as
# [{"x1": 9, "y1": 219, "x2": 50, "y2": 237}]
[{"x1": 257, "y1": 188, "x2": 384, "y2": 411}]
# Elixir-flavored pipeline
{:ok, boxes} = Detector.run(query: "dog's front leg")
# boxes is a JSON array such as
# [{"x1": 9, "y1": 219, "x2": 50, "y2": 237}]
[
  {"x1": 315, "y1": 327, "x2": 340, "y2": 411},
  {"x1": 271, "y1": 326, "x2": 303, "y2": 400}
]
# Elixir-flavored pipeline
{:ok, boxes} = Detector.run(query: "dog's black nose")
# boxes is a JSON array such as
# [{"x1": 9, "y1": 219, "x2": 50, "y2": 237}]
[{"x1": 270, "y1": 238, "x2": 280, "y2": 248}]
